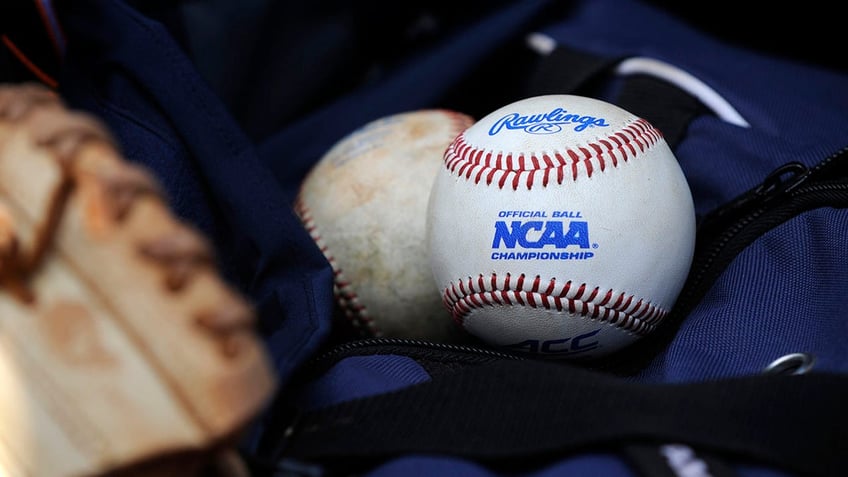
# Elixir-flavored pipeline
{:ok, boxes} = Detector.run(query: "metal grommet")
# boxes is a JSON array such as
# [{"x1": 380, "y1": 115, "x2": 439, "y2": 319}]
[{"x1": 762, "y1": 353, "x2": 816, "y2": 375}]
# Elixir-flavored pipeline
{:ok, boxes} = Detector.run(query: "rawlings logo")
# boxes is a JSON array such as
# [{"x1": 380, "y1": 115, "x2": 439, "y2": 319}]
[{"x1": 488, "y1": 107, "x2": 611, "y2": 135}]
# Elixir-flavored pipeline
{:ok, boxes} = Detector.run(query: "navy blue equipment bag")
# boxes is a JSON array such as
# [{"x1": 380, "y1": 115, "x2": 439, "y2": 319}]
[{"x1": 4, "y1": 0, "x2": 846, "y2": 476}]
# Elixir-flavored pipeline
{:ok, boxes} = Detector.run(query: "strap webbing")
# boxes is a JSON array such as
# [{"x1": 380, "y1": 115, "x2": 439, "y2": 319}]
[
  {"x1": 524, "y1": 45, "x2": 618, "y2": 97},
  {"x1": 616, "y1": 74, "x2": 707, "y2": 148},
  {"x1": 282, "y1": 359, "x2": 845, "y2": 477},
  {"x1": 524, "y1": 45, "x2": 707, "y2": 148}
]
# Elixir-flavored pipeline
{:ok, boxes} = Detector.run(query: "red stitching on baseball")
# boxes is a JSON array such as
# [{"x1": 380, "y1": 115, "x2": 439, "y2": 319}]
[
  {"x1": 294, "y1": 110, "x2": 474, "y2": 336},
  {"x1": 443, "y1": 117, "x2": 663, "y2": 191},
  {"x1": 293, "y1": 197, "x2": 382, "y2": 336},
  {"x1": 444, "y1": 273, "x2": 666, "y2": 336}
]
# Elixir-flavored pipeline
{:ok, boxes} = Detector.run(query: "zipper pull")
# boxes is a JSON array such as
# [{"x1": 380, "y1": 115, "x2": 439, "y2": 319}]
[
  {"x1": 699, "y1": 161, "x2": 809, "y2": 233},
  {"x1": 754, "y1": 161, "x2": 810, "y2": 197},
  {"x1": 726, "y1": 161, "x2": 809, "y2": 211}
]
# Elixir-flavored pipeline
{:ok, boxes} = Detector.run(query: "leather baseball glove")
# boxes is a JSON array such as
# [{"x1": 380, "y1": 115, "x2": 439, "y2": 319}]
[{"x1": 0, "y1": 83, "x2": 277, "y2": 477}]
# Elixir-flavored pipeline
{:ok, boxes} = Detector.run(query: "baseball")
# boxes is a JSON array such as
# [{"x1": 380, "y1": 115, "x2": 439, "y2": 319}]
[
  {"x1": 296, "y1": 109, "x2": 475, "y2": 343},
  {"x1": 426, "y1": 95, "x2": 696, "y2": 359}
]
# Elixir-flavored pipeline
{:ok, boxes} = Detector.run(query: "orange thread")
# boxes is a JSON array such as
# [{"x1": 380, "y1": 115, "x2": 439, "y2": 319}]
[{"x1": 1, "y1": 35, "x2": 59, "y2": 89}]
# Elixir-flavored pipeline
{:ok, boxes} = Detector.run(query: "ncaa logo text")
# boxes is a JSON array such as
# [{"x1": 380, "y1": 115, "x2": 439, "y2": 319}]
[{"x1": 490, "y1": 214, "x2": 597, "y2": 261}]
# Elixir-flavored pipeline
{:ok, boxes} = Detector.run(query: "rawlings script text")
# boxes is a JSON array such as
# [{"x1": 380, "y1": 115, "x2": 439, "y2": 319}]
[{"x1": 488, "y1": 107, "x2": 611, "y2": 135}]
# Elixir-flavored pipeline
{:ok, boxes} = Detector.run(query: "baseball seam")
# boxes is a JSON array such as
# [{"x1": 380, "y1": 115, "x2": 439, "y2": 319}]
[
  {"x1": 444, "y1": 118, "x2": 662, "y2": 190},
  {"x1": 443, "y1": 273, "x2": 666, "y2": 336},
  {"x1": 293, "y1": 198, "x2": 382, "y2": 336},
  {"x1": 294, "y1": 109, "x2": 475, "y2": 337}
]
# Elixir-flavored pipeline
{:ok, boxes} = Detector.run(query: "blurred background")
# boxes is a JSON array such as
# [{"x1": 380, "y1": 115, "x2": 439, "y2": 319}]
[{"x1": 3, "y1": 0, "x2": 842, "y2": 142}]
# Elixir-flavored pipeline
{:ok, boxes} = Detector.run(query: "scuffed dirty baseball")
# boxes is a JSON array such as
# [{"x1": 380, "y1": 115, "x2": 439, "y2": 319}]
[{"x1": 296, "y1": 109, "x2": 475, "y2": 343}]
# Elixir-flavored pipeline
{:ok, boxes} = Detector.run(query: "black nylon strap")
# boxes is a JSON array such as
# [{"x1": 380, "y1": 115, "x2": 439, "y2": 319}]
[
  {"x1": 283, "y1": 359, "x2": 845, "y2": 477},
  {"x1": 615, "y1": 74, "x2": 708, "y2": 149},
  {"x1": 523, "y1": 45, "x2": 707, "y2": 149},
  {"x1": 524, "y1": 45, "x2": 619, "y2": 97}
]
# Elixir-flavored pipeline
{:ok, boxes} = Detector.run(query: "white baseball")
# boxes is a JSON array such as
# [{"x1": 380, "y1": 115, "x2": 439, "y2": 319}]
[
  {"x1": 426, "y1": 95, "x2": 696, "y2": 359},
  {"x1": 296, "y1": 109, "x2": 475, "y2": 342}
]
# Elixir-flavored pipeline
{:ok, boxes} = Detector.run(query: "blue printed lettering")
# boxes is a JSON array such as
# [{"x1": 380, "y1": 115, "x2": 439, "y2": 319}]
[
  {"x1": 490, "y1": 251, "x2": 595, "y2": 261},
  {"x1": 488, "y1": 107, "x2": 611, "y2": 136},
  {"x1": 503, "y1": 329, "x2": 603, "y2": 356},
  {"x1": 571, "y1": 328, "x2": 601, "y2": 351},
  {"x1": 492, "y1": 220, "x2": 590, "y2": 249},
  {"x1": 498, "y1": 210, "x2": 548, "y2": 218},
  {"x1": 551, "y1": 211, "x2": 582, "y2": 218}
]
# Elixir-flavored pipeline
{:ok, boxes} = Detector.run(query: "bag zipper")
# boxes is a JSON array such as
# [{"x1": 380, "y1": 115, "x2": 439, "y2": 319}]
[
  {"x1": 600, "y1": 149, "x2": 848, "y2": 373},
  {"x1": 673, "y1": 148, "x2": 848, "y2": 320},
  {"x1": 296, "y1": 337, "x2": 526, "y2": 380},
  {"x1": 257, "y1": 337, "x2": 526, "y2": 470}
]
